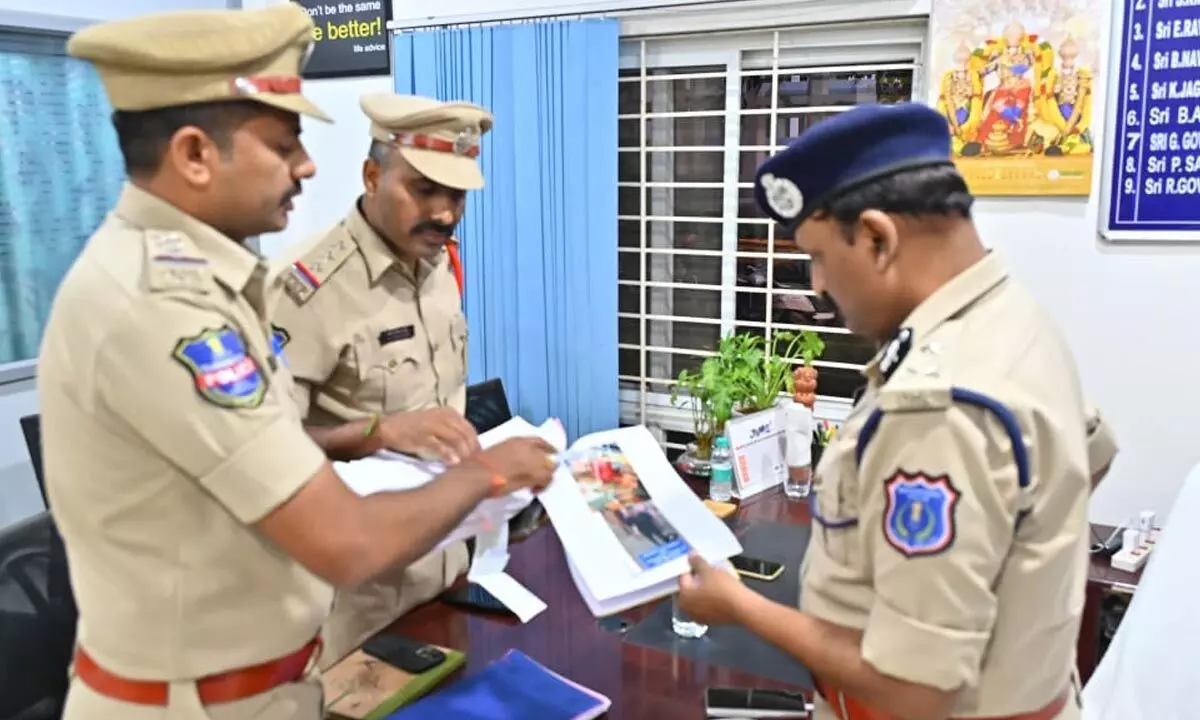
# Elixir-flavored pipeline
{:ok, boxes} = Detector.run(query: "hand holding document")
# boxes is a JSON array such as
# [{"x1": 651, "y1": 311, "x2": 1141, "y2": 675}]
[{"x1": 332, "y1": 416, "x2": 742, "y2": 620}]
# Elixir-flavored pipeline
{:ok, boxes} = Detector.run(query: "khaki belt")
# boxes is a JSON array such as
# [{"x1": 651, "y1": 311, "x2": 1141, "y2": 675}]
[
  {"x1": 74, "y1": 637, "x2": 321, "y2": 706},
  {"x1": 814, "y1": 676, "x2": 1070, "y2": 720}
]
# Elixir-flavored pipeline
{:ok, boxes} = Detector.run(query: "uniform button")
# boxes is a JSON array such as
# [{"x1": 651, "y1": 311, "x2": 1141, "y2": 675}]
[{"x1": 388, "y1": 358, "x2": 398, "y2": 370}]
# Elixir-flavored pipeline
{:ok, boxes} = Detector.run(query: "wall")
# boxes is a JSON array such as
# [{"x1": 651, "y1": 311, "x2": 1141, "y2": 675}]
[
  {"x1": 368, "y1": 0, "x2": 1196, "y2": 525},
  {"x1": 0, "y1": 0, "x2": 233, "y2": 527}
]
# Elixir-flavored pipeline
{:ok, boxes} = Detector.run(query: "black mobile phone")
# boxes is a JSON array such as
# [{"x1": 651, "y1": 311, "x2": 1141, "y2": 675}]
[
  {"x1": 441, "y1": 582, "x2": 516, "y2": 617},
  {"x1": 509, "y1": 501, "x2": 547, "y2": 542},
  {"x1": 729, "y1": 555, "x2": 785, "y2": 582},
  {"x1": 705, "y1": 687, "x2": 811, "y2": 718},
  {"x1": 360, "y1": 634, "x2": 446, "y2": 675}
]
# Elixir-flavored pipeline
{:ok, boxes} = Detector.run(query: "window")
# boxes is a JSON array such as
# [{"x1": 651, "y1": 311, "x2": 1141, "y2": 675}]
[
  {"x1": 616, "y1": 20, "x2": 924, "y2": 443},
  {"x1": 0, "y1": 28, "x2": 125, "y2": 366}
]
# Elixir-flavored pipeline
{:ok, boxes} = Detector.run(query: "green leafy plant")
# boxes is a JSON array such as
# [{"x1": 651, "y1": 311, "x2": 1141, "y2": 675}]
[
  {"x1": 670, "y1": 349, "x2": 740, "y2": 459},
  {"x1": 731, "y1": 330, "x2": 826, "y2": 413}
]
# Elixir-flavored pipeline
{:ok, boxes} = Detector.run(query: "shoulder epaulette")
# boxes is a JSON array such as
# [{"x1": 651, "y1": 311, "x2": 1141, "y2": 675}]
[
  {"x1": 282, "y1": 227, "x2": 357, "y2": 305},
  {"x1": 876, "y1": 322, "x2": 962, "y2": 413},
  {"x1": 143, "y1": 230, "x2": 212, "y2": 294}
]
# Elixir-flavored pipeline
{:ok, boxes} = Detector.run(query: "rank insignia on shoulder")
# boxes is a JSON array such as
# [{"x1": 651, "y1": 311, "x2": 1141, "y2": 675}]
[
  {"x1": 882, "y1": 470, "x2": 960, "y2": 558},
  {"x1": 172, "y1": 326, "x2": 266, "y2": 409}
]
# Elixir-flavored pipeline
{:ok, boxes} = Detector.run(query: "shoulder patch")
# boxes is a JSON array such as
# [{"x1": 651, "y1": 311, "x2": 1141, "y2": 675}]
[
  {"x1": 282, "y1": 231, "x2": 357, "y2": 305},
  {"x1": 882, "y1": 470, "x2": 960, "y2": 558},
  {"x1": 172, "y1": 326, "x2": 266, "y2": 409},
  {"x1": 144, "y1": 230, "x2": 211, "y2": 294}
]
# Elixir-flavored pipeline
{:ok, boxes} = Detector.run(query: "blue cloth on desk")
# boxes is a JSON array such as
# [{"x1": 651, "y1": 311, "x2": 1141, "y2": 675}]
[{"x1": 387, "y1": 649, "x2": 609, "y2": 720}]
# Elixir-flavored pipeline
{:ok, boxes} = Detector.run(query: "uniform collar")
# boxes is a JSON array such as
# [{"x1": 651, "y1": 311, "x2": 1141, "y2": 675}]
[
  {"x1": 865, "y1": 251, "x2": 1009, "y2": 382},
  {"x1": 113, "y1": 183, "x2": 261, "y2": 293},
  {"x1": 344, "y1": 199, "x2": 448, "y2": 286}
]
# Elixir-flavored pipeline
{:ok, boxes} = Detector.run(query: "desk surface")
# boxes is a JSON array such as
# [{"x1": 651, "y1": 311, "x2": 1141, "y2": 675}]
[{"x1": 387, "y1": 486, "x2": 811, "y2": 719}]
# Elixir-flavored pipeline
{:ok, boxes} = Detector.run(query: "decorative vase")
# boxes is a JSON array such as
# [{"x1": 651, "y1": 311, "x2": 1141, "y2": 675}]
[{"x1": 676, "y1": 441, "x2": 713, "y2": 478}]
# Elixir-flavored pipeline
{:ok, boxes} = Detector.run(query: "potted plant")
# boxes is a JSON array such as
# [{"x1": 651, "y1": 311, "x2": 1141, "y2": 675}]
[
  {"x1": 670, "y1": 353, "x2": 738, "y2": 462},
  {"x1": 791, "y1": 331, "x2": 826, "y2": 410},
  {"x1": 730, "y1": 330, "x2": 825, "y2": 414}
]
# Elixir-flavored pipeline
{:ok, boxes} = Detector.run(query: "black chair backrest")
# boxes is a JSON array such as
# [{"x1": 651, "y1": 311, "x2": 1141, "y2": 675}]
[
  {"x1": 0, "y1": 511, "x2": 76, "y2": 719},
  {"x1": 464, "y1": 378, "x2": 513, "y2": 434},
  {"x1": 19, "y1": 415, "x2": 46, "y2": 510}
]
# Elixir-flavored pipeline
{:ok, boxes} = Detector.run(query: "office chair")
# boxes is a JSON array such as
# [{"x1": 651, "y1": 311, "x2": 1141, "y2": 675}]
[
  {"x1": 0, "y1": 511, "x2": 76, "y2": 719},
  {"x1": 464, "y1": 378, "x2": 513, "y2": 434},
  {"x1": 19, "y1": 414, "x2": 46, "y2": 510}
]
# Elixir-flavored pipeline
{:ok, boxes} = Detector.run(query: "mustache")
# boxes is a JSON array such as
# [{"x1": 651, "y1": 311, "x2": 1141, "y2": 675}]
[
  {"x1": 410, "y1": 220, "x2": 456, "y2": 238},
  {"x1": 282, "y1": 185, "x2": 301, "y2": 206}
]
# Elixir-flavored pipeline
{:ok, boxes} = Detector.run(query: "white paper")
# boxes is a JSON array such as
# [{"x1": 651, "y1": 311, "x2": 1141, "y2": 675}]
[
  {"x1": 332, "y1": 441, "x2": 535, "y2": 553},
  {"x1": 470, "y1": 571, "x2": 548, "y2": 623},
  {"x1": 535, "y1": 423, "x2": 742, "y2": 613}
]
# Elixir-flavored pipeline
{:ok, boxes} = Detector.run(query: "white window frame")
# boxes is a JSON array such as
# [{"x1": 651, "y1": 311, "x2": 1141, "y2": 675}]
[{"x1": 618, "y1": 18, "x2": 927, "y2": 437}]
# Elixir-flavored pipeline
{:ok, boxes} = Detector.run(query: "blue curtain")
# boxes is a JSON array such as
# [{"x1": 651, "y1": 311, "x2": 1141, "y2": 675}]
[
  {"x1": 0, "y1": 41, "x2": 124, "y2": 365},
  {"x1": 394, "y1": 19, "x2": 620, "y2": 442}
]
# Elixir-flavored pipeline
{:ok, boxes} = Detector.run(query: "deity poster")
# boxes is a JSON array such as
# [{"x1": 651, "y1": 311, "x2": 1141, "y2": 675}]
[{"x1": 928, "y1": 0, "x2": 1102, "y2": 196}]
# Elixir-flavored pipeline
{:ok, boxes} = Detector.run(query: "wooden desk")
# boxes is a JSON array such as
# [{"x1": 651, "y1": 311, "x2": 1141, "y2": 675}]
[
  {"x1": 386, "y1": 486, "x2": 810, "y2": 719},
  {"x1": 387, "y1": 495, "x2": 1131, "y2": 714},
  {"x1": 1077, "y1": 524, "x2": 1143, "y2": 685}
]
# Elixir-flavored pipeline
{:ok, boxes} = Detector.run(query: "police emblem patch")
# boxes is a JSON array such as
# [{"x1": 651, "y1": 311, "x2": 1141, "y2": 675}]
[
  {"x1": 172, "y1": 326, "x2": 266, "y2": 409},
  {"x1": 882, "y1": 470, "x2": 960, "y2": 558}
]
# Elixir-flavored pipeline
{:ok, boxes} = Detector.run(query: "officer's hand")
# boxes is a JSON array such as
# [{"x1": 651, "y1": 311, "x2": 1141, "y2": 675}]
[
  {"x1": 378, "y1": 408, "x2": 480, "y2": 464},
  {"x1": 473, "y1": 437, "x2": 559, "y2": 494},
  {"x1": 677, "y1": 553, "x2": 749, "y2": 625}
]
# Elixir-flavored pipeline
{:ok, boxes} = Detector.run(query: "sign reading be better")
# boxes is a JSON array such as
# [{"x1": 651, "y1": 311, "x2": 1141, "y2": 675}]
[{"x1": 293, "y1": 0, "x2": 392, "y2": 79}]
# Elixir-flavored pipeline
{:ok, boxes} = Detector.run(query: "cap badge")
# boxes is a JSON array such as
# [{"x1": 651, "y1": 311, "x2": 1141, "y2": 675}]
[
  {"x1": 453, "y1": 125, "x2": 481, "y2": 156},
  {"x1": 760, "y1": 173, "x2": 804, "y2": 220}
]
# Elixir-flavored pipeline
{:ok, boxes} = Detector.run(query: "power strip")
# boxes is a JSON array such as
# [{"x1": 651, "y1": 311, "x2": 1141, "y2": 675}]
[{"x1": 1111, "y1": 528, "x2": 1161, "y2": 573}]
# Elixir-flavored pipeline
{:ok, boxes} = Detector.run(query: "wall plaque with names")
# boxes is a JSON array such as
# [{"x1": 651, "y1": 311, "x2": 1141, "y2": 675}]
[{"x1": 1102, "y1": 0, "x2": 1200, "y2": 242}]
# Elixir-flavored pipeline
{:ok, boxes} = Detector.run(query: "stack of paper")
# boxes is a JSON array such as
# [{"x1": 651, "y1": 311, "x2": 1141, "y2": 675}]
[{"x1": 488, "y1": 418, "x2": 743, "y2": 617}]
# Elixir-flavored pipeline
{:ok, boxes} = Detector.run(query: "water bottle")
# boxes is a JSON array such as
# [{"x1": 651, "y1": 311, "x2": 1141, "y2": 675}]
[{"x1": 709, "y1": 436, "x2": 734, "y2": 502}]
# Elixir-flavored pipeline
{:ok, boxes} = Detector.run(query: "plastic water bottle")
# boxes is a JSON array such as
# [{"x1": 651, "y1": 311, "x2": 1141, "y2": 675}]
[{"x1": 709, "y1": 436, "x2": 734, "y2": 502}]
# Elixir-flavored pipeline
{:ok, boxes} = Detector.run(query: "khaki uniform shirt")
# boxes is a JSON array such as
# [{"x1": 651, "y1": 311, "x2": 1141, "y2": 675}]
[
  {"x1": 38, "y1": 184, "x2": 332, "y2": 680},
  {"x1": 803, "y1": 253, "x2": 1088, "y2": 718},
  {"x1": 272, "y1": 203, "x2": 469, "y2": 667}
]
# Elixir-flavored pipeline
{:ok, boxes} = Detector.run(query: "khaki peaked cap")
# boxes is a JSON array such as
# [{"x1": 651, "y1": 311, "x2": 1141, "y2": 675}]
[
  {"x1": 361, "y1": 93, "x2": 493, "y2": 191},
  {"x1": 66, "y1": 4, "x2": 330, "y2": 122}
]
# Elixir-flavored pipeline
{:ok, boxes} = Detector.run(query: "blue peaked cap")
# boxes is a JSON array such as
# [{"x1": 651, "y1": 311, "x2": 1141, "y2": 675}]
[{"x1": 753, "y1": 103, "x2": 956, "y2": 227}]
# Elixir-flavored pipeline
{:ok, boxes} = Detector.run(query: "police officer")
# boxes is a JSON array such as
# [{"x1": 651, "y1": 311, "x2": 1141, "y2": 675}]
[
  {"x1": 678, "y1": 104, "x2": 1100, "y2": 720},
  {"x1": 271, "y1": 93, "x2": 490, "y2": 666},
  {"x1": 39, "y1": 7, "x2": 556, "y2": 718}
]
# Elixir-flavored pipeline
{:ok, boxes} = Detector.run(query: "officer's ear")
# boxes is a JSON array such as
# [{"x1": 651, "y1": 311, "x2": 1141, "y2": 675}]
[
  {"x1": 856, "y1": 210, "x2": 899, "y2": 271},
  {"x1": 167, "y1": 127, "x2": 222, "y2": 189},
  {"x1": 362, "y1": 157, "x2": 383, "y2": 197}
]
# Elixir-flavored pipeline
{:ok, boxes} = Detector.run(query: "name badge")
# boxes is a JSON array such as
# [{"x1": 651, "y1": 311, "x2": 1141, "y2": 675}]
[{"x1": 379, "y1": 325, "x2": 415, "y2": 346}]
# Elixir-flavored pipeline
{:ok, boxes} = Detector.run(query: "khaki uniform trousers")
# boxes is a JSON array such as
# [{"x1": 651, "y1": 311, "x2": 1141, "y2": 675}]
[{"x1": 318, "y1": 541, "x2": 469, "y2": 669}]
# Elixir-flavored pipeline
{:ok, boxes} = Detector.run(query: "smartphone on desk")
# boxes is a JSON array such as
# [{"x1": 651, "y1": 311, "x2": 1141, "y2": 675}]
[
  {"x1": 361, "y1": 634, "x2": 446, "y2": 675},
  {"x1": 705, "y1": 687, "x2": 811, "y2": 718},
  {"x1": 441, "y1": 582, "x2": 517, "y2": 618},
  {"x1": 730, "y1": 555, "x2": 785, "y2": 582}
]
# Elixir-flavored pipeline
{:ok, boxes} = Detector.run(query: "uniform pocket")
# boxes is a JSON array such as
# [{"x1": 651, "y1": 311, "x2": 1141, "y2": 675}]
[{"x1": 808, "y1": 426, "x2": 862, "y2": 568}]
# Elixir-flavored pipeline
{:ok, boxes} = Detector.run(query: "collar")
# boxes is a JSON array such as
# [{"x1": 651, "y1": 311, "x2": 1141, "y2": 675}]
[
  {"x1": 113, "y1": 183, "x2": 261, "y2": 293},
  {"x1": 865, "y1": 251, "x2": 1009, "y2": 382},
  {"x1": 343, "y1": 201, "x2": 397, "y2": 284},
  {"x1": 344, "y1": 200, "x2": 449, "y2": 287}
]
